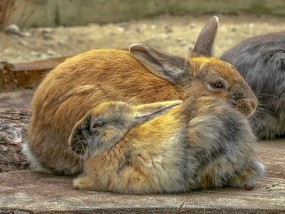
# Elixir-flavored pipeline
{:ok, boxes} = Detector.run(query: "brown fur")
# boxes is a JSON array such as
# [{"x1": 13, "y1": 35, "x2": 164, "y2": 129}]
[{"x1": 24, "y1": 16, "x2": 258, "y2": 175}]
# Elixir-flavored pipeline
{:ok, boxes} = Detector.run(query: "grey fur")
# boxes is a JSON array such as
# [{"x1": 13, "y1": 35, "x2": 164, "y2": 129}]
[
  {"x1": 221, "y1": 32, "x2": 285, "y2": 139},
  {"x1": 70, "y1": 88, "x2": 265, "y2": 194}
]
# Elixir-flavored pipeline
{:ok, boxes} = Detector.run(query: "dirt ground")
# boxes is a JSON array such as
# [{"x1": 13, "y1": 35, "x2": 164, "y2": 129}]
[{"x1": 1, "y1": 13, "x2": 285, "y2": 63}]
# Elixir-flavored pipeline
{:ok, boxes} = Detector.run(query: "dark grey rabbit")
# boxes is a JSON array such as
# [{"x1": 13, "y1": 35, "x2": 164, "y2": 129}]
[{"x1": 221, "y1": 32, "x2": 285, "y2": 139}]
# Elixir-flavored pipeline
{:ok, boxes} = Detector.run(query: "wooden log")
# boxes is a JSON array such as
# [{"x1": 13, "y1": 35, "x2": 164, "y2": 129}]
[
  {"x1": 0, "y1": 109, "x2": 31, "y2": 172},
  {"x1": 0, "y1": 57, "x2": 68, "y2": 91}
]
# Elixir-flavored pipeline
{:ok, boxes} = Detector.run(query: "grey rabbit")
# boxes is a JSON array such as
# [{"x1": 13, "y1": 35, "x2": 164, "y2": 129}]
[
  {"x1": 69, "y1": 82, "x2": 265, "y2": 194},
  {"x1": 221, "y1": 32, "x2": 285, "y2": 139}
]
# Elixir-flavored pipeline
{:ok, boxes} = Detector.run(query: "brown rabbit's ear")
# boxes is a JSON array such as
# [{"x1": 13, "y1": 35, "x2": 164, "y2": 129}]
[
  {"x1": 191, "y1": 16, "x2": 219, "y2": 57},
  {"x1": 132, "y1": 100, "x2": 182, "y2": 125},
  {"x1": 129, "y1": 44, "x2": 188, "y2": 85}
]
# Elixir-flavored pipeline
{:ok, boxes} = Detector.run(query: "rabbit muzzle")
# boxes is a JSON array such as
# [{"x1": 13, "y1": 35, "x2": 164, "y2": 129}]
[
  {"x1": 229, "y1": 88, "x2": 258, "y2": 117},
  {"x1": 229, "y1": 97, "x2": 257, "y2": 117}
]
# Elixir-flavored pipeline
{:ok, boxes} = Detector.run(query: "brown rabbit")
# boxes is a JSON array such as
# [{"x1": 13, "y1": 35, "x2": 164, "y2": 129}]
[
  {"x1": 69, "y1": 82, "x2": 265, "y2": 194},
  {"x1": 24, "y1": 16, "x2": 258, "y2": 175}
]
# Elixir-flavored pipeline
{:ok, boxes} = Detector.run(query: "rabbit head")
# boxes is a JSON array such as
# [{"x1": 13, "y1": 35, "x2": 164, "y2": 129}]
[
  {"x1": 69, "y1": 100, "x2": 182, "y2": 157},
  {"x1": 129, "y1": 17, "x2": 258, "y2": 117}
]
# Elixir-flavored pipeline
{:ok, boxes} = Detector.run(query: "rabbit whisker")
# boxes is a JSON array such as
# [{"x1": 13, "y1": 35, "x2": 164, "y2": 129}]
[
  {"x1": 255, "y1": 108, "x2": 270, "y2": 116},
  {"x1": 257, "y1": 93, "x2": 278, "y2": 99}
]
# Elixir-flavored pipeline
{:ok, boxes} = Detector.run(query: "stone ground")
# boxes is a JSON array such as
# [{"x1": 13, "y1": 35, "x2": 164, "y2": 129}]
[{"x1": 0, "y1": 13, "x2": 285, "y2": 213}]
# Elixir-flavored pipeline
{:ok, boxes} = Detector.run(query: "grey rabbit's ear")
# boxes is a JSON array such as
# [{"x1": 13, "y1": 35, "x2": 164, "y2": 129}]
[
  {"x1": 132, "y1": 100, "x2": 182, "y2": 125},
  {"x1": 191, "y1": 16, "x2": 219, "y2": 57},
  {"x1": 129, "y1": 44, "x2": 189, "y2": 85}
]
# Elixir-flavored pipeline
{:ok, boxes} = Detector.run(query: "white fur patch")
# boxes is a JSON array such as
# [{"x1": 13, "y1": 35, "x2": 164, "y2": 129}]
[
  {"x1": 255, "y1": 160, "x2": 266, "y2": 177},
  {"x1": 22, "y1": 142, "x2": 52, "y2": 173}
]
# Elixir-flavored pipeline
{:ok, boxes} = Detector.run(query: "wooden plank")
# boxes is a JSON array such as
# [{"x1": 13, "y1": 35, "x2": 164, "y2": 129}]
[{"x1": 0, "y1": 139, "x2": 284, "y2": 213}]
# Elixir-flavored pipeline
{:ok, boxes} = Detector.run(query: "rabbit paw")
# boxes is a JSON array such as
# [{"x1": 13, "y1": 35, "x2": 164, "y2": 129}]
[
  {"x1": 244, "y1": 183, "x2": 254, "y2": 190},
  {"x1": 229, "y1": 161, "x2": 265, "y2": 189},
  {"x1": 73, "y1": 175, "x2": 94, "y2": 190}
]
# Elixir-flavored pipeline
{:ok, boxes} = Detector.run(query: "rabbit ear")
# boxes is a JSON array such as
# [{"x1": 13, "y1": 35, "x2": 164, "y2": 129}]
[
  {"x1": 132, "y1": 100, "x2": 182, "y2": 125},
  {"x1": 191, "y1": 16, "x2": 219, "y2": 57},
  {"x1": 129, "y1": 44, "x2": 188, "y2": 85}
]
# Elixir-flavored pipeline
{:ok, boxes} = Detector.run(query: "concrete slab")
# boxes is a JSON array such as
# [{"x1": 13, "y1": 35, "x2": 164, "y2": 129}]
[{"x1": 0, "y1": 140, "x2": 284, "y2": 213}]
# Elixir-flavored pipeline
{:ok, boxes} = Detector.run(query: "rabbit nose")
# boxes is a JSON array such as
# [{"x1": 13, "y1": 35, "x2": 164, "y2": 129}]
[
  {"x1": 251, "y1": 100, "x2": 257, "y2": 111},
  {"x1": 250, "y1": 95, "x2": 258, "y2": 112}
]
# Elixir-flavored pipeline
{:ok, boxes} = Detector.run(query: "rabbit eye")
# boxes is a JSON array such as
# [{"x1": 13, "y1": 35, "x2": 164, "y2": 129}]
[
  {"x1": 211, "y1": 81, "x2": 224, "y2": 89},
  {"x1": 93, "y1": 121, "x2": 104, "y2": 129}
]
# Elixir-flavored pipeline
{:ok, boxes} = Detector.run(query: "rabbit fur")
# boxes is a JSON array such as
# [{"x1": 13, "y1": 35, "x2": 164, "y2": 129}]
[
  {"x1": 69, "y1": 82, "x2": 265, "y2": 194},
  {"x1": 24, "y1": 16, "x2": 258, "y2": 175},
  {"x1": 221, "y1": 32, "x2": 285, "y2": 139}
]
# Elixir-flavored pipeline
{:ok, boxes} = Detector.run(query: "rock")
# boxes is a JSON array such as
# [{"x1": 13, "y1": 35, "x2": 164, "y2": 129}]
[
  {"x1": 47, "y1": 50, "x2": 56, "y2": 56},
  {"x1": 164, "y1": 25, "x2": 173, "y2": 33},
  {"x1": 42, "y1": 29, "x2": 53, "y2": 39},
  {"x1": 58, "y1": 40, "x2": 66, "y2": 46},
  {"x1": 179, "y1": 40, "x2": 188, "y2": 47},
  {"x1": 30, "y1": 51, "x2": 41, "y2": 57},
  {"x1": 4, "y1": 24, "x2": 31, "y2": 37},
  {"x1": 18, "y1": 40, "x2": 28, "y2": 46},
  {"x1": 4, "y1": 24, "x2": 21, "y2": 35}
]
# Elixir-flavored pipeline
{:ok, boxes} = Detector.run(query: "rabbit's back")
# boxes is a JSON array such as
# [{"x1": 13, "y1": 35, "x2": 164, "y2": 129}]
[
  {"x1": 221, "y1": 32, "x2": 285, "y2": 139},
  {"x1": 27, "y1": 49, "x2": 182, "y2": 175}
]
